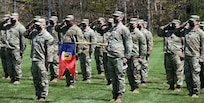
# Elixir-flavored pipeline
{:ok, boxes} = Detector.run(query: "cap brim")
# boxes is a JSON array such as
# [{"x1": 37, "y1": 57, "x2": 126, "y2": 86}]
[
  {"x1": 35, "y1": 22, "x2": 41, "y2": 25},
  {"x1": 129, "y1": 21, "x2": 135, "y2": 24},
  {"x1": 189, "y1": 18, "x2": 197, "y2": 21}
]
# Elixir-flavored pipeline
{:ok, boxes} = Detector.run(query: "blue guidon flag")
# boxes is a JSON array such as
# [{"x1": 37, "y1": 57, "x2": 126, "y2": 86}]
[{"x1": 58, "y1": 42, "x2": 76, "y2": 79}]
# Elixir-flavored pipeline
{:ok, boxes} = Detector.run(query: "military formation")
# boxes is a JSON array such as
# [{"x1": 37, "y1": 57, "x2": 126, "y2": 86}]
[
  {"x1": 3, "y1": 10, "x2": 204, "y2": 102},
  {"x1": 159, "y1": 15, "x2": 204, "y2": 98}
]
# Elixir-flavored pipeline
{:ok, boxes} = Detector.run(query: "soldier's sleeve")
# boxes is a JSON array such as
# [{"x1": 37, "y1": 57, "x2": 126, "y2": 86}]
[
  {"x1": 90, "y1": 30, "x2": 97, "y2": 51},
  {"x1": 46, "y1": 34, "x2": 55, "y2": 63},
  {"x1": 139, "y1": 32, "x2": 147, "y2": 58},
  {"x1": 122, "y1": 27, "x2": 132, "y2": 59},
  {"x1": 147, "y1": 31, "x2": 153, "y2": 55},
  {"x1": 75, "y1": 28, "x2": 84, "y2": 54},
  {"x1": 19, "y1": 25, "x2": 27, "y2": 51},
  {"x1": 199, "y1": 30, "x2": 204, "y2": 60}
]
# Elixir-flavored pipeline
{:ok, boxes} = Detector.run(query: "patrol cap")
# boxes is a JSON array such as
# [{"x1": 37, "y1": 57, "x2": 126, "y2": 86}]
[
  {"x1": 3, "y1": 14, "x2": 10, "y2": 20},
  {"x1": 137, "y1": 19, "x2": 144, "y2": 24},
  {"x1": 108, "y1": 18, "x2": 114, "y2": 23},
  {"x1": 50, "y1": 16, "x2": 58, "y2": 21},
  {"x1": 33, "y1": 15, "x2": 41, "y2": 21},
  {"x1": 35, "y1": 18, "x2": 46, "y2": 25},
  {"x1": 199, "y1": 22, "x2": 204, "y2": 27},
  {"x1": 189, "y1": 15, "x2": 200, "y2": 21},
  {"x1": 98, "y1": 17, "x2": 105, "y2": 22},
  {"x1": 10, "y1": 13, "x2": 19, "y2": 18},
  {"x1": 65, "y1": 15, "x2": 74, "y2": 21},
  {"x1": 81, "y1": 19, "x2": 89, "y2": 24},
  {"x1": 112, "y1": 11, "x2": 124, "y2": 17},
  {"x1": 129, "y1": 18, "x2": 138, "y2": 24},
  {"x1": 172, "y1": 19, "x2": 181, "y2": 24},
  {"x1": 143, "y1": 21, "x2": 147, "y2": 25}
]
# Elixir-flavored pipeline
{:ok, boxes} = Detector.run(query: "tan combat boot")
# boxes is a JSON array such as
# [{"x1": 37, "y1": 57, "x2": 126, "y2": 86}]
[{"x1": 115, "y1": 94, "x2": 122, "y2": 103}]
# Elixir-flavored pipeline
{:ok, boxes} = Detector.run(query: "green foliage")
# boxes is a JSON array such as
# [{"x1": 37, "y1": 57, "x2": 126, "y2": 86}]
[{"x1": 0, "y1": 37, "x2": 204, "y2": 103}]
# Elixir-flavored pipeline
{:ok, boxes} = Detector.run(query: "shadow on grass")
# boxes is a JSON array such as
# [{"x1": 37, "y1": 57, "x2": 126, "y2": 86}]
[
  {"x1": 73, "y1": 97, "x2": 110, "y2": 102},
  {"x1": 0, "y1": 96, "x2": 53, "y2": 102}
]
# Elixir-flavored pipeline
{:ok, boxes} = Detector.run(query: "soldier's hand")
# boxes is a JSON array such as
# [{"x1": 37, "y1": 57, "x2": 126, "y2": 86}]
[
  {"x1": 138, "y1": 58, "x2": 143, "y2": 63},
  {"x1": 199, "y1": 58, "x2": 204, "y2": 63},
  {"x1": 123, "y1": 57, "x2": 127, "y2": 63}
]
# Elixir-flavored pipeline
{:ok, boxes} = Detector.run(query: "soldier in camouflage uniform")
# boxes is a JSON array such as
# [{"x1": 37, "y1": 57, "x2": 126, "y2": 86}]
[
  {"x1": 127, "y1": 18, "x2": 146, "y2": 93},
  {"x1": 94, "y1": 17, "x2": 107, "y2": 75},
  {"x1": 199, "y1": 21, "x2": 204, "y2": 90},
  {"x1": 103, "y1": 18, "x2": 114, "y2": 85},
  {"x1": 160, "y1": 20, "x2": 184, "y2": 91},
  {"x1": 107, "y1": 11, "x2": 132, "y2": 102},
  {"x1": 29, "y1": 18, "x2": 54, "y2": 101},
  {"x1": 62, "y1": 15, "x2": 84, "y2": 87},
  {"x1": 7, "y1": 13, "x2": 26, "y2": 84},
  {"x1": 175, "y1": 15, "x2": 204, "y2": 98},
  {"x1": 80, "y1": 19, "x2": 96, "y2": 82},
  {"x1": 47, "y1": 16, "x2": 59, "y2": 82},
  {"x1": 0, "y1": 14, "x2": 11, "y2": 79},
  {"x1": 138, "y1": 19, "x2": 153, "y2": 85}
]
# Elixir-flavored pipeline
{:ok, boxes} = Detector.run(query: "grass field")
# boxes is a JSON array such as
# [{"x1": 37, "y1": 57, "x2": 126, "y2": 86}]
[{"x1": 0, "y1": 37, "x2": 203, "y2": 103}]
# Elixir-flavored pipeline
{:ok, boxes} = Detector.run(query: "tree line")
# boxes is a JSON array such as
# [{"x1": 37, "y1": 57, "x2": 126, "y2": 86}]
[{"x1": 0, "y1": 0, "x2": 203, "y2": 34}]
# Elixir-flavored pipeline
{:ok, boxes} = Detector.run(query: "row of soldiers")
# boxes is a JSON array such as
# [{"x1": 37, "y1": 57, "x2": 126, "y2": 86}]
[
  {"x1": 0, "y1": 11, "x2": 153, "y2": 102},
  {"x1": 159, "y1": 15, "x2": 204, "y2": 98}
]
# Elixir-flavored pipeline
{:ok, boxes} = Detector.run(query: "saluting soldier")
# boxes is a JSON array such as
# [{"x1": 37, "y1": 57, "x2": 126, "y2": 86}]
[
  {"x1": 0, "y1": 14, "x2": 11, "y2": 79},
  {"x1": 7, "y1": 13, "x2": 27, "y2": 84}
]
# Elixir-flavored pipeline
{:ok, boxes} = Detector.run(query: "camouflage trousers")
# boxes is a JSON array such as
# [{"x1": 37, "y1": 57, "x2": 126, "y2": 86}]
[
  {"x1": 31, "y1": 61, "x2": 49, "y2": 98},
  {"x1": 48, "y1": 54, "x2": 58, "y2": 80},
  {"x1": 184, "y1": 56, "x2": 201, "y2": 95},
  {"x1": 164, "y1": 53, "x2": 184, "y2": 86},
  {"x1": 140, "y1": 58, "x2": 148, "y2": 83},
  {"x1": 94, "y1": 47, "x2": 104, "y2": 74},
  {"x1": 64, "y1": 69, "x2": 75, "y2": 86},
  {"x1": 127, "y1": 57, "x2": 142, "y2": 90},
  {"x1": 7, "y1": 49, "x2": 22, "y2": 82},
  {"x1": 200, "y1": 63, "x2": 204, "y2": 88},
  {"x1": 0, "y1": 47, "x2": 9, "y2": 78},
  {"x1": 79, "y1": 48, "x2": 92, "y2": 80},
  {"x1": 103, "y1": 52, "x2": 111, "y2": 81},
  {"x1": 108, "y1": 56, "x2": 126, "y2": 96}
]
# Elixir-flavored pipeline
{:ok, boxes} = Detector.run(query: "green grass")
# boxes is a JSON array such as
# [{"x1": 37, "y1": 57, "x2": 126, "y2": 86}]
[{"x1": 0, "y1": 37, "x2": 204, "y2": 103}]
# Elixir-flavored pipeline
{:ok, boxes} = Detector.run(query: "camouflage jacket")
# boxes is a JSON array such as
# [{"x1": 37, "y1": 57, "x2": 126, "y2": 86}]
[
  {"x1": 131, "y1": 29, "x2": 147, "y2": 58},
  {"x1": 7, "y1": 22, "x2": 27, "y2": 50},
  {"x1": 82, "y1": 27, "x2": 96, "y2": 50},
  {"x1": 160, "y1": 28, "x2": 184, "y2": 56},
  {"x1": 107, "y1": 22, "x2": 132, "y2": 58},
  {"x1": 141, "y1": 29, "x2": 153, "y2": 55},
  {"x1": 63, "y1": 24, "x2": 85, "y2": 54},
  {"x1": 102, "y1": 29, "x2": 111, "y2": 52},
  {"x1": 183, "y1": 27, "x2": 204, "y2": 58},
  {"x1": 31, "y1": 29, "x2": 54, "y2": 62}
]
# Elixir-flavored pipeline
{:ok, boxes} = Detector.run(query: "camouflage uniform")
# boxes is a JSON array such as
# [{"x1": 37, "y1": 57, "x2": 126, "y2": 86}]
[
  {"x1": 30, "y1": 19, "x2": 54, "y2": 99},
  {"x1": 127, "y1": 20, "x2": 147, "y2": 91},
  {"x1": 47, "y1": 16, "x2": 59, "y2": 81},
  {"x1": 7, "y1": 13, "x2": 26, "y2": 83},
  {"x1": 181, "y1": 15, "x2": 204, "y2": 96},
  {"x1": 103, "y1": 18, "x2": 113, "y2": 85},
  {"x1": 94, "y1": 17, "x2": 107, "y2": 74},
  {"x1": 139, "y1": 20, "x2": 153, "y2": 83},
  {"x1": 63, "y1": 15, "x2": 84, "y2": 86},
  {"x1": 80, "y1": 19, "x2": 96, "y2": 81},
  {"x1": 107, "y1": 11, "x2": 132, "y2": 100},
  {"x1": 199, "y1": 22, "x2": 204, "y2": 89},
  {"x1": 160, "y1": 20, "x2": 184, "y2": 90},
  {"x1": 0, "y1": 14, "x2": 10, "y2": 78}
]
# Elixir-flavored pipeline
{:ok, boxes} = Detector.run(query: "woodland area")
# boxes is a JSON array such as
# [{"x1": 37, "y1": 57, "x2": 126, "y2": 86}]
[{"x1": 0, "y1": 0, "x2": 204, "y2": 34}]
